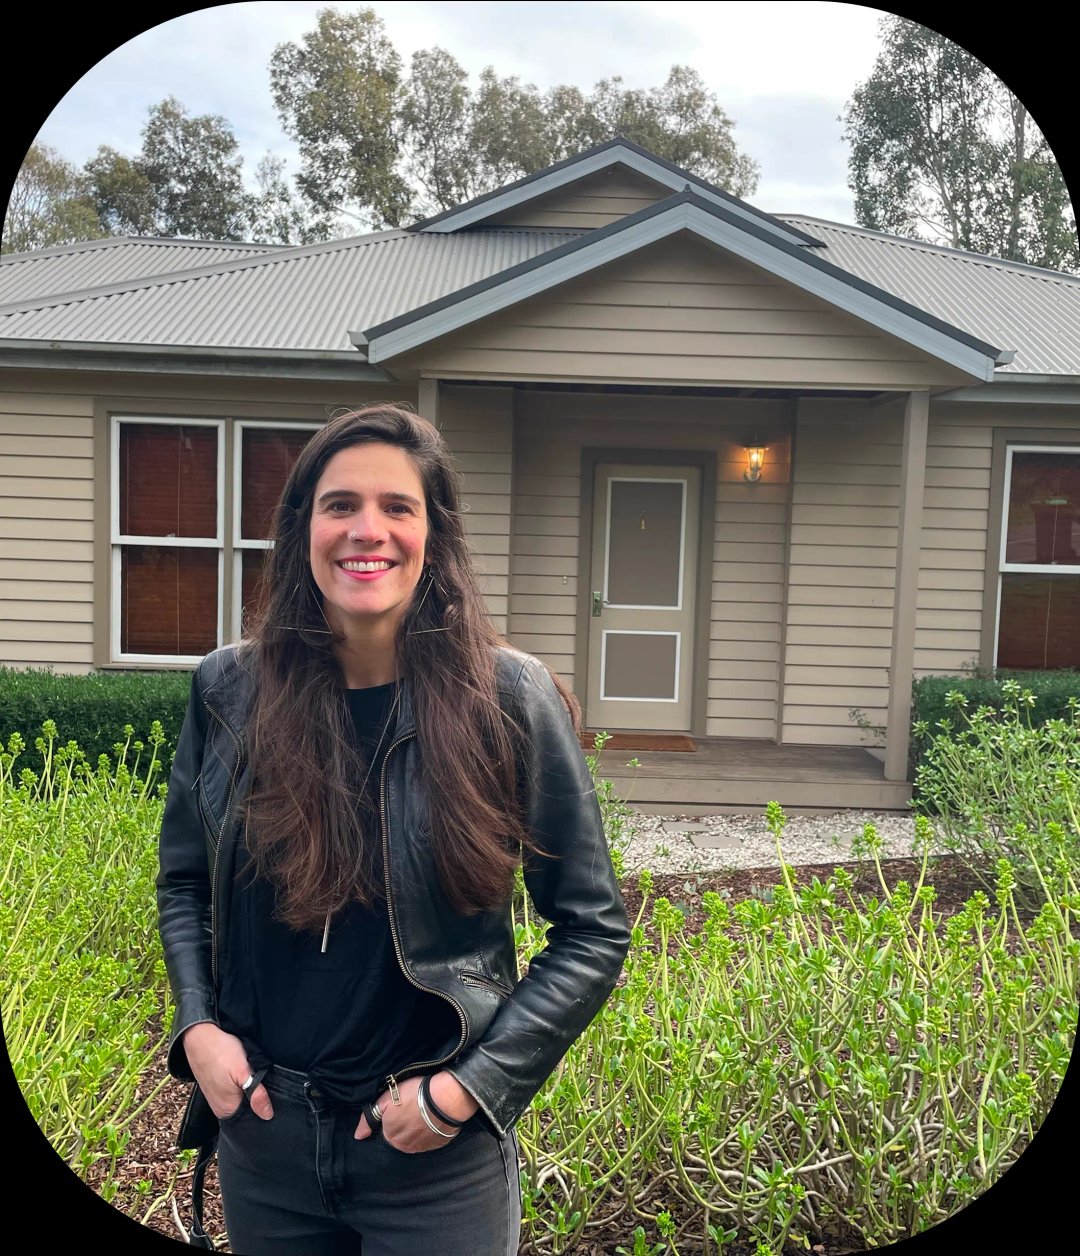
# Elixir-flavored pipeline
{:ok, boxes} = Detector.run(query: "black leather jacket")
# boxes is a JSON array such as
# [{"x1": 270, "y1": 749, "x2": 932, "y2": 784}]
[{"x1": 157, "y1": 643, "x2": 630, "y2": 1143}]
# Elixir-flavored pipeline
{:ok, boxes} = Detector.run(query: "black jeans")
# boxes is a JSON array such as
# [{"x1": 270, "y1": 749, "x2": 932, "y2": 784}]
[{"x1": 216, "y1": 1064, "x2": 522, "y2": 1256}]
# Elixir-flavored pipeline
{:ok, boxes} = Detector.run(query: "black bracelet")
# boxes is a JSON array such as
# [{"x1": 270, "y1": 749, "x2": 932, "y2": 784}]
[{"x1": 419, "y1": 1074, "x2": 467, "y2": 1128}]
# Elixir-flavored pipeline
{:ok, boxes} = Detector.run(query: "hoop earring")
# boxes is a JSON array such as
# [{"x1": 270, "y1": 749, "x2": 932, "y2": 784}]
[
  {"x1": 271, "y1": 576, "x2": 335, "y2": 636},
  {"x1": 405, "y1": 565, "x2": 450, "y2": 635}
]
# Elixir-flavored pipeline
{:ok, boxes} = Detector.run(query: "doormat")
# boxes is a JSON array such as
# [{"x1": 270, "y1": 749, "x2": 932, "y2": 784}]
[{"x1": 580, "y1": 732, "x2": 696, "y2": 752}]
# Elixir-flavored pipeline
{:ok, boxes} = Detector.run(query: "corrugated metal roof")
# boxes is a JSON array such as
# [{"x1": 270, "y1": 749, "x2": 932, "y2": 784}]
[
  {"x1": 0, "y1": 237, "x2": 281, "y2": 305},
  {"x1": 0, "y1": 229, "x2": 585, "y2": 352},
  {"x1": 778, "y1": 216, "x2": 1080, "y2": 376},
  {"x1": 1, "y1": 214, "x2": 1076, "y2": 377}
]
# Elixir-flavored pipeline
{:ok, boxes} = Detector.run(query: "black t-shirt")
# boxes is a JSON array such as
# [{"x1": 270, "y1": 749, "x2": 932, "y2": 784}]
[{"x1": 217, "y1": 682, "x2": 459, "y2": 1104}]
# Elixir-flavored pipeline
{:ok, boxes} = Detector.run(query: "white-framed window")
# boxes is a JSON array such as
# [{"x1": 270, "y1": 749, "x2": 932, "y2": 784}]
[
  {"x1": 232, "y1": 421, "x2": 323, "y2": 641},
  {"x1": 995, "y1": 443, "x2": 1080, "y2": 669},
  {"x1": 110, "y1": 415, "x2": 320, "y2": 664}
]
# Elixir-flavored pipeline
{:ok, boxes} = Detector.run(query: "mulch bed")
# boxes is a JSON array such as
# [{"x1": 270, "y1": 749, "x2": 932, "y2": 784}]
[{"x1": 82, "y1": 855, "x2": 1014, "y2": 1253}]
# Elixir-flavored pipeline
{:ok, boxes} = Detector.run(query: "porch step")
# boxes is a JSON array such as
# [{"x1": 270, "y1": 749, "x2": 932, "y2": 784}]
[
  {"x1": 601, "y1": 771, "x2": 912, "y2": 812},
  {"x1": 591, "y1": 735, "x2": 912, "y2": 813}
]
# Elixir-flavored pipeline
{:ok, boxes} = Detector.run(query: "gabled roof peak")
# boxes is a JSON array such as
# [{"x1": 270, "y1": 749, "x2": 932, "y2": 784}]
[
  {"x1": 409, "y1": 137, "x2": 823, "y2": 252},
  {"x1": 360, "y1": 186, "x2": 1005, "y2": 382}
]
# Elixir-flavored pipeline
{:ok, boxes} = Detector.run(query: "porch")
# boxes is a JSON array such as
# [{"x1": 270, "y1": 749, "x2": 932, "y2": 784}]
[{"x1": 590, "y1": 736, "x2": 913, "y2": 815}]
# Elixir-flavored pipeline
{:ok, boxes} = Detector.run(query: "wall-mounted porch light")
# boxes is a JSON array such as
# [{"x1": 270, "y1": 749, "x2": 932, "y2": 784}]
[{"x1": 743, "y1": 444, "x2": 767, "y2": 482}]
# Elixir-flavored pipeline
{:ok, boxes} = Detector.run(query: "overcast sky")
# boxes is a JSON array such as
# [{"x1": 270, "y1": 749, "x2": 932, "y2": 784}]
[{"x1": 22, "y1": 2, "x2": 1055, "y2": 228}]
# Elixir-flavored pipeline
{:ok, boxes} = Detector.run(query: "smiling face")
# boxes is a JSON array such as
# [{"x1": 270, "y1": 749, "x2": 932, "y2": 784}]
[{"x1": 308, "y1": 441, "x2": 429, "y2": 646}]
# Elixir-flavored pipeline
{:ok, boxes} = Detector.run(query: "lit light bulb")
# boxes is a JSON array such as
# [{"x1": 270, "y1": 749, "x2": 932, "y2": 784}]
[{"x1": 744, "y1": 446, "x2": 766, "y2": 482}]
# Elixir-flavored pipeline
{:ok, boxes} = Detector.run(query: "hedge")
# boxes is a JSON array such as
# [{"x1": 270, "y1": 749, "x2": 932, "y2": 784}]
[
  {"x1": 910, "y1": 668, "x2": 1080, "y2": 780},
  {"x1": 0, "y1": 667, "x2": 192, "y2": 766},
  {"x1": 4, "y1": 663, "x2": 1080, "y2": 782}
]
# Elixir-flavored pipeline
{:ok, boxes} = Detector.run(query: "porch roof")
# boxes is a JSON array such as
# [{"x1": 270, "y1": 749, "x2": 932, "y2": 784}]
[{"x1": 357, "y1": 190, "x2": 1007, "y2": 381}]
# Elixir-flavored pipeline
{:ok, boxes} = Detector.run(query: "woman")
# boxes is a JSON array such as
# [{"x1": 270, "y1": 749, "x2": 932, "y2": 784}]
[{"x1": 157, "y1": 404, "x2": 630, "y2": 1255}]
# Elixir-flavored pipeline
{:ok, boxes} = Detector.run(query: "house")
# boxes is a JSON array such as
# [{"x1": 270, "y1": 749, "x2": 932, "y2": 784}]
[{"x1": 2, "y1": 139, "x2": 1078, "y2": 812}]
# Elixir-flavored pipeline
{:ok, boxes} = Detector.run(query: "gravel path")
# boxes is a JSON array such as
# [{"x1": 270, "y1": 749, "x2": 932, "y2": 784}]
[{"x1": 619, "y1": 807, "x2": 949, "y2": 874}]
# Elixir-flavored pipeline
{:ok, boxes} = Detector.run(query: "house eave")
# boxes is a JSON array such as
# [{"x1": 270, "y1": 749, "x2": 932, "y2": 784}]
[
  {"x1": 0, "y1": 339, "x2": 390, "y2": 382},
  {"x1": 933, "y1": 375, "x2": 1080, "y2": 404}
]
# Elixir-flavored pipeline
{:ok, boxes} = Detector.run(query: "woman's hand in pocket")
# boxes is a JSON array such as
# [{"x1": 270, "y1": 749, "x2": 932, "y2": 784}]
[
  {"x1": 353, "y1": 1072, "x2": 477, "y2": 1151},
  {"x1": 182, "y1": 1022, "x2": 274, "y2": 1121}
]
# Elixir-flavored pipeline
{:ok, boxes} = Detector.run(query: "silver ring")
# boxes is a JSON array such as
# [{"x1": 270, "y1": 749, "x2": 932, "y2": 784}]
[
  {"x1": 241, "y1": 1073, "x2": 256, "y2": 1093},
  {"x1": 371, "y1": 1099, "x2": 383, "y2": 1121}
]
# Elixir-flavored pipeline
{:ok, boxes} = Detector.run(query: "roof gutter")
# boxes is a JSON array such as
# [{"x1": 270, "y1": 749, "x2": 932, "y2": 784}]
[
  {"x1": 0, "y1": 339, "x2": 391, "y2": 382},
  {"x1": 934, "y1": 373, "x2": 1080, "y2": 404}
]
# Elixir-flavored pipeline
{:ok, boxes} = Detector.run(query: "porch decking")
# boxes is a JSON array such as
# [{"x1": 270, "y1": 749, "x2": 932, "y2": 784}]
[{"x1": 589, "y1": 736, "x2": 913, "y2": 815}]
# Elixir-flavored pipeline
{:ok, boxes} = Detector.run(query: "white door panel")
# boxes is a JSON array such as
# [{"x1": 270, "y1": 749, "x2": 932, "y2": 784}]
[{"x1": 586, "y1": 463, "x2": 699, "y2": 730}]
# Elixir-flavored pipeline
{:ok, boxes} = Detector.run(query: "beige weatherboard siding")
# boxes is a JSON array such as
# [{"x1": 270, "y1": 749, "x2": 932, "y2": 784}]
[
  {"x1": 485, "y1": 164, "x2": 672, "y2": 230},
  {"x1": 782, "y1": 398, "x2": 902, "y2": 748},
  {"x1": 0, "y1": 371, "x2": 416, "y2": 673},
  {"x1": 509, "y1": 389, "x2": 790, "y2": 738},
  {"x1": 779, "y1": 399, "x2": 1080, "y2": 747},
  {"x1": 914, "y1": 413, "x2": 993, "y2": 676},
  {"x1": 436, "y1": 384, "x2": 513, "y2": 634},
  {"x1": 392, "y1": 233, "x2": 977, "y2": 390},
  {"x1": 920, "y1": 404, "x2": 1080, "y2": 677},
  {"x1": 710, "y1": 464, "x2": 790, "y2": 739},
  {"x1": 0, "y1": 388, "x2": 96, "y2": 671}
]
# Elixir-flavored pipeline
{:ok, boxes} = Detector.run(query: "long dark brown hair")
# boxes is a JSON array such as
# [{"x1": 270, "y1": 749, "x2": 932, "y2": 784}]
[{"x1": 242, "y1": 403, "x2": 579, "y2": 930}]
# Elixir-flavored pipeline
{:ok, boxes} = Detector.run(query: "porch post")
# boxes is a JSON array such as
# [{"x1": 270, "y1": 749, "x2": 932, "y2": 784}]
[
  {"x1": 418, "y1": 377, "x2": 439, "y2": 424},
  {"x1": 884, "y1": 390, "x2": 929, "y2": 781}
]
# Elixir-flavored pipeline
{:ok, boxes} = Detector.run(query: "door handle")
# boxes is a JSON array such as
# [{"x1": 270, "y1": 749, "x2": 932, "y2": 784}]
[{"x1": 592, "y1": 591, "x2": 603, "y2": 617}]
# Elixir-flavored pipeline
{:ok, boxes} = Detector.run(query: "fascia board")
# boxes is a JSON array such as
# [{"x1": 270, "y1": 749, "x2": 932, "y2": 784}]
[
  {"x1": 680, "y1": 205, "x2": 999, "y2": 382},
  {"x1": 615, "y1": 149, "x2": 814, "y2": 247},
  {"x1": 0, "y1": 338, "x2": 365, "y2": 361},
  {"x1": 0, "y1": 339, "x2": 390, "y2": 381},
  {"x1": 933, "y1": 381, "x2": 1080, "y2": 403},
  {"x1": 418, "y1": 151, "x2": 612, "y2": 232},
  {"x1": 423, "y1": 147, "x2": 811, "y2": 248},
  {"x1": 367, "y1": 202, "x2": 999, "y2": 381}
]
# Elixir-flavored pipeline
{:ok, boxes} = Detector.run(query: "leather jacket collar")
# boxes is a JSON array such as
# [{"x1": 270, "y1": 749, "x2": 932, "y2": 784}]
[{"x1": 198, "y1": 641, "x2": 425, "y2": 746}]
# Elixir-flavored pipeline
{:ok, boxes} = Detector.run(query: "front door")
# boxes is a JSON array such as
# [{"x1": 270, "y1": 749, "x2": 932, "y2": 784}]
[{"x1": 586, "y1": 463, "x2": 700, "y2": 731}]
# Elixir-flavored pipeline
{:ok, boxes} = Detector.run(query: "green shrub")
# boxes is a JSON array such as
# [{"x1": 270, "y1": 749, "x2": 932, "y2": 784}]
[
  {"x1": 514, "y1": 803, "x2": 1078, "y2": 1254},
  {"x1": 0, "y1": 666, "x2": 192, "y2": 767},
  {"x1": 910, "y1": 668, "x2": 1080, "y2": 782},
  {"x1": 9, "y1": 725, "x2": 1074, "y2": 1252},
  {"x1": 0, "y1": 723, "x2": 172, "y2": 1192},
  {"x1": 584, "y1": 730, "x2": 641, "y2": 878},
  {"x1": 913, "y1": 680, "x2": 1080, "y2": 913}
]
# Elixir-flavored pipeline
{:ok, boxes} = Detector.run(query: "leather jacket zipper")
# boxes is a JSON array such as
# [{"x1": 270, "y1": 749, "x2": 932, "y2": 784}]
[
  {"x1": 380, "y1": 733, "x2": 469, "y2": 1090},
  {"x1": 460, "y1": 971, "x2": 514, "y2": 998},
  {"x1": 201, "y1": 698, "x2": 244, "y2": 989}
]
